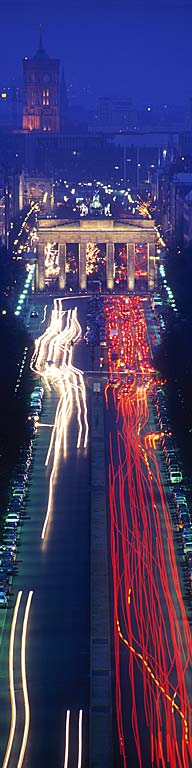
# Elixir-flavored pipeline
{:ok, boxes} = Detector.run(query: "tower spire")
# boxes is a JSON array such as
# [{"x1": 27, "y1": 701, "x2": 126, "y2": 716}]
[{"x1": 39, "y1": 24, "x2": 43, "y2": 50}]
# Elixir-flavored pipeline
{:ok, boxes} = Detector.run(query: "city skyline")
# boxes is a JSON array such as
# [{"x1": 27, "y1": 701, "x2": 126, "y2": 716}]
[{"x1": 1, "y1": 0, "x2": 192, "y2": 104}]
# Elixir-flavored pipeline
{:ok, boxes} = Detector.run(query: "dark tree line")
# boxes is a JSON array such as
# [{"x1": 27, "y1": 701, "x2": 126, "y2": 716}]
[
  {"x1": 0, "y1": 247, "x2": 33, "y2": 526},
  {"x1": 155, "y1": 248, "x2": 192, "y2": 480}
]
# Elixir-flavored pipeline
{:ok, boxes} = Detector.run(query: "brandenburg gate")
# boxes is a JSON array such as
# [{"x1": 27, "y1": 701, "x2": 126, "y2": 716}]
[{"x1": 36, "y1": 217, "x2": 158, "y2": 292}]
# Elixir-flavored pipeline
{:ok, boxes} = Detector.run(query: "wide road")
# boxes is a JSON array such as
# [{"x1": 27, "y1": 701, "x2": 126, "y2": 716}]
[
  {"x1": 0, "y1": 295, "x2": 91, "y2": 768},
  {"x1": 0, "y1": 291, "x2": 191, "y2": 768},
  {"x1": 104, "y1": 295, "x2": 192, "y2": 768}
]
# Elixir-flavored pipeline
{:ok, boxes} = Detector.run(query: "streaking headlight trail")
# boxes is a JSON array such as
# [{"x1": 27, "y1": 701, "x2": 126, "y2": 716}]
[
  {"x1": 63, "y1": 710, "x2": 70, "y2": 768},
  {"x1": 41, "y1": 304, "x2": 48, "y2": 324},
  {"x1": 63, "y1": 709, "x2": 83, "y2": 768},
  {"x1": 17, "y1": 590, "x2": 33, "y2": 768},
  {"x1": 77, "y1": 709, "x2": 83, "y2": 768},
  {"x1": 2, "y1": 590, "x2": 33, "y2": 768},
  {"x1": 30, "y1": 298, "x2": 89, "y2": 540},
  {"x1": 2, "y1": 591, "x2": 22, "y2": 768}
]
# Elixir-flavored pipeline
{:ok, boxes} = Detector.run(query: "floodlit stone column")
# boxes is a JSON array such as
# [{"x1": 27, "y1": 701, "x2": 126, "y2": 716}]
[
  {"x1": 127, "y1": 243, "x2": 135, "y2": 291},
  {"x1": 58, "y1": 243, "x2": 66, "y2": 290},
  {"x1": 79, "y1": 242, "x2": 87, "y2": 290},
  {"x1": 106, "y1": 242, "x2": 114, "y2": 290},
  {"x1": 148, "y1": 242, "x2": 156, "y2": 291},
  {"x1": 37, "y1": 241, "x2": 45, "y2": 291}
]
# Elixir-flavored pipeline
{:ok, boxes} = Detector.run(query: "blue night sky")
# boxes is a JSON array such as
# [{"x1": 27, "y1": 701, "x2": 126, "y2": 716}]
[{"x1": 1, "y1": 0, "x2": 192, "y2": 105}]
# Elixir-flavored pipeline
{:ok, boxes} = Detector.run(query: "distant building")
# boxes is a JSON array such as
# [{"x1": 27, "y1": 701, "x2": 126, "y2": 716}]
[
  {"x1": 0, "y1": 172, "x2": 20, "y2": 245},
  {"x1": 169, "y1": 173, "x2": 192, "y2": 239},
  {"x1": 96, "y1": 97, "x2": 137, "y2": 130},
  {"x1": 0, "y1": 86, "x2": 23, "y2": 129},
  {"x1": 184, "y1": 190, "x2": 192, "y2": 246},
  {"x1": 19, "y1": 173, "x2": 53, "y2": 211},
  {"x1": 22, "y1": 32, "x2": 60, "y2": 133}
]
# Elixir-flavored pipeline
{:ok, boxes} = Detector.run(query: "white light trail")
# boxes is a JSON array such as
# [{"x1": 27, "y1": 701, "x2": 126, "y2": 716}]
[
  {"x1": 77, "y1": 709, "x2": 83, "y2": 768},
  {"x1": 30, "y1": 298, "x2": 89, "y2": 541},
  {"x1": 17, "y1": 590, "x2": 33, "y2": 768},
  {"x1": 41, "y1": 304, "x2": 48, "y2": 324},
  {"x1": 2, "y1": 591, "x2": 22, "y2": 768},
  {"x1": 63, "y1": 710, "x2": 70, "y2": 768}
]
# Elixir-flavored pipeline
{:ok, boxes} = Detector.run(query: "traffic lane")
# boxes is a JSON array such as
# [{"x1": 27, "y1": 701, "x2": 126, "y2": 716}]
[
  {"x1": 28, "y1": 294, "x2": 97, "y2": 374},
  {"x1": 104, "y1": 295, "x2": 191, "y2": 765},
  {"x1": 106, "y1": 415, "x2": 152, "y2": 766},
  {"x1": 25, "y1": 430, "x2": 90, "y2": 767},
  {"x1": 3, "y1": 592, "x2": 34, "y2": 768},
  {"x1": 106, "y1": 417, "x2": 151, "y2": 767},
  {"x1": 0, "y1": 300, "x2": 89, "y2": 765},
  {"x1": 30, "y1": 341, "x2": 90, "y2": 761},
  {"x1": 105, "y1": 396, "x2": 191, "y2": 767},
  {"x1": 0, "y1": 403, "x2": 53, "y2": 765},
  {"x1": 62, "y1": 296, "x2": 89, "y2": 371},
  {"x1": 0, "y1": 415, "x2": 90, "y2": 768},
  {"x1": 27, "y1": 297, "x2": 53, "y2": 339},
  {"x1": 28, "y1": 295, "x2": 90, "y2": 371},
  {"x1": 58, "y1": 294, "x2": 105, "y2": 373}
]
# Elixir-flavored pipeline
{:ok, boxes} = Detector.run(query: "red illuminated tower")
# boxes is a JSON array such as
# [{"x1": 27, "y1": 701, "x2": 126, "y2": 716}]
[{"x1": 22, "y1": 30, "x2": 60, "y2": 132}]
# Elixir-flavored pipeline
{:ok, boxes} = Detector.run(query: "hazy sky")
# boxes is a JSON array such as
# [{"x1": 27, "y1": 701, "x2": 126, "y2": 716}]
[{"x1": 1, "y1": 0, "x2": 192, "y2": 104}]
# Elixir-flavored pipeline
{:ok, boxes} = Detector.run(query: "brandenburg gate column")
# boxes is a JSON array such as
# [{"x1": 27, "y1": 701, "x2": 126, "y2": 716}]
[
  {"x1": 37, "y1": 241, "x2": 45, "y2": 291},
  {"x1": 106, "y1": 242, "x2": 114, "y2": 290},
  {"x1": 79, "y1": 242, "x2": 87, "y2": 290},
  {"x1": 127, "y1": 243, "x2": 135, "y2": 291},
  {"x1": 148, "y1": 242, "x2": 156, "y2": 291},
  {"x1": 58, "y1": 243, "x2": 66, "y2": 290}
]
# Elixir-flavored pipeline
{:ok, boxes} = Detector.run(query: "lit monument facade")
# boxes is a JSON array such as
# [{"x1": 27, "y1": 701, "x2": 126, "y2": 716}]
[
  {"x1": 22, "y1": 33, "x2": 60, "y2": 133},
  {"x1": 36, "y1": 217, "x2": 158, "y2": 292}
]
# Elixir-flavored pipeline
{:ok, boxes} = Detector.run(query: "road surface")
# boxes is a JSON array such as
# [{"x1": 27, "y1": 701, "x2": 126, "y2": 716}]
[{"x1": 0, "y1": 292, "x2": 191, "y2": 768}]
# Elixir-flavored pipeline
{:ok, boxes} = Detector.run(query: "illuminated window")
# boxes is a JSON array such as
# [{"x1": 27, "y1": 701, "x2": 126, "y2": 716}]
[{"x1": 42, "y1": 89, "x2": 50, "y2": 106}]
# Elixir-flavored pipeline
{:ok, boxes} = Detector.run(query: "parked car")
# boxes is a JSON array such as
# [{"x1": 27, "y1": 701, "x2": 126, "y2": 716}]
[{"x1": 30, "y1": 310, "x2": 39, "y2": 318}]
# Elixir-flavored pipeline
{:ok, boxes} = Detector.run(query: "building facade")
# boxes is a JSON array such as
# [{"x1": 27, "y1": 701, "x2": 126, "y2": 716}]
[
  {"x1": 96, "y1": 97, "x2": 137, "y2": 130},
  {"x1": 36, "y1": 216, "x2": 158, "y2": 292},
  {"x1": 184, "y1": 191, "x2": 192, "y2": 246},
  {"x1": 19, "y1": 173, "x2": 53, "y2": 210},
  {"x1": 22, "y1": 34, "x2": 60, "y2": 133},
  {"x1": 169, "y1": 173, "x2": 192, "y2": 241},
  {"x1": 0, "y1": 172, "x2": 20, "y2": 246}
]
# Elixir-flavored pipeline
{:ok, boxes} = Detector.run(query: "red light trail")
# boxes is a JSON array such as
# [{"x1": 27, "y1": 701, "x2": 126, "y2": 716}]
[{"x1": 105, "y1": 296, "x2": 192, "y2": 768}]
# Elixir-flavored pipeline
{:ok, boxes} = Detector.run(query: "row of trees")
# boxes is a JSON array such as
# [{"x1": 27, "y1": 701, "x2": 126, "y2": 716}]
[
  {"x1": 0, "y1": 246, "x2": 33, "y2": 529},
  {"x1": 155, "y1": 248, "x2": 192, "y2": 481}
]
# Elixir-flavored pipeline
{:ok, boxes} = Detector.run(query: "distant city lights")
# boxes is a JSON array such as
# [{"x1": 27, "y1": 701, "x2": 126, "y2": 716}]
[{"x1": 159, "y1": 263, "x2": 178, "y2": 313}]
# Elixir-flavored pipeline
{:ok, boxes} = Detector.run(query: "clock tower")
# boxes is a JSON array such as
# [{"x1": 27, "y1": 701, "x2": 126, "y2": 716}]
[{"x1": 22, "y1": 31, "x2": 60, "y2": 132}]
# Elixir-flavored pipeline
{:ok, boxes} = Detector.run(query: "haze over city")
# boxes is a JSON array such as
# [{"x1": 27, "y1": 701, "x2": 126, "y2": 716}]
[{"x1": 1, "y1": 0, "x2": 192, "y2": 103}]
